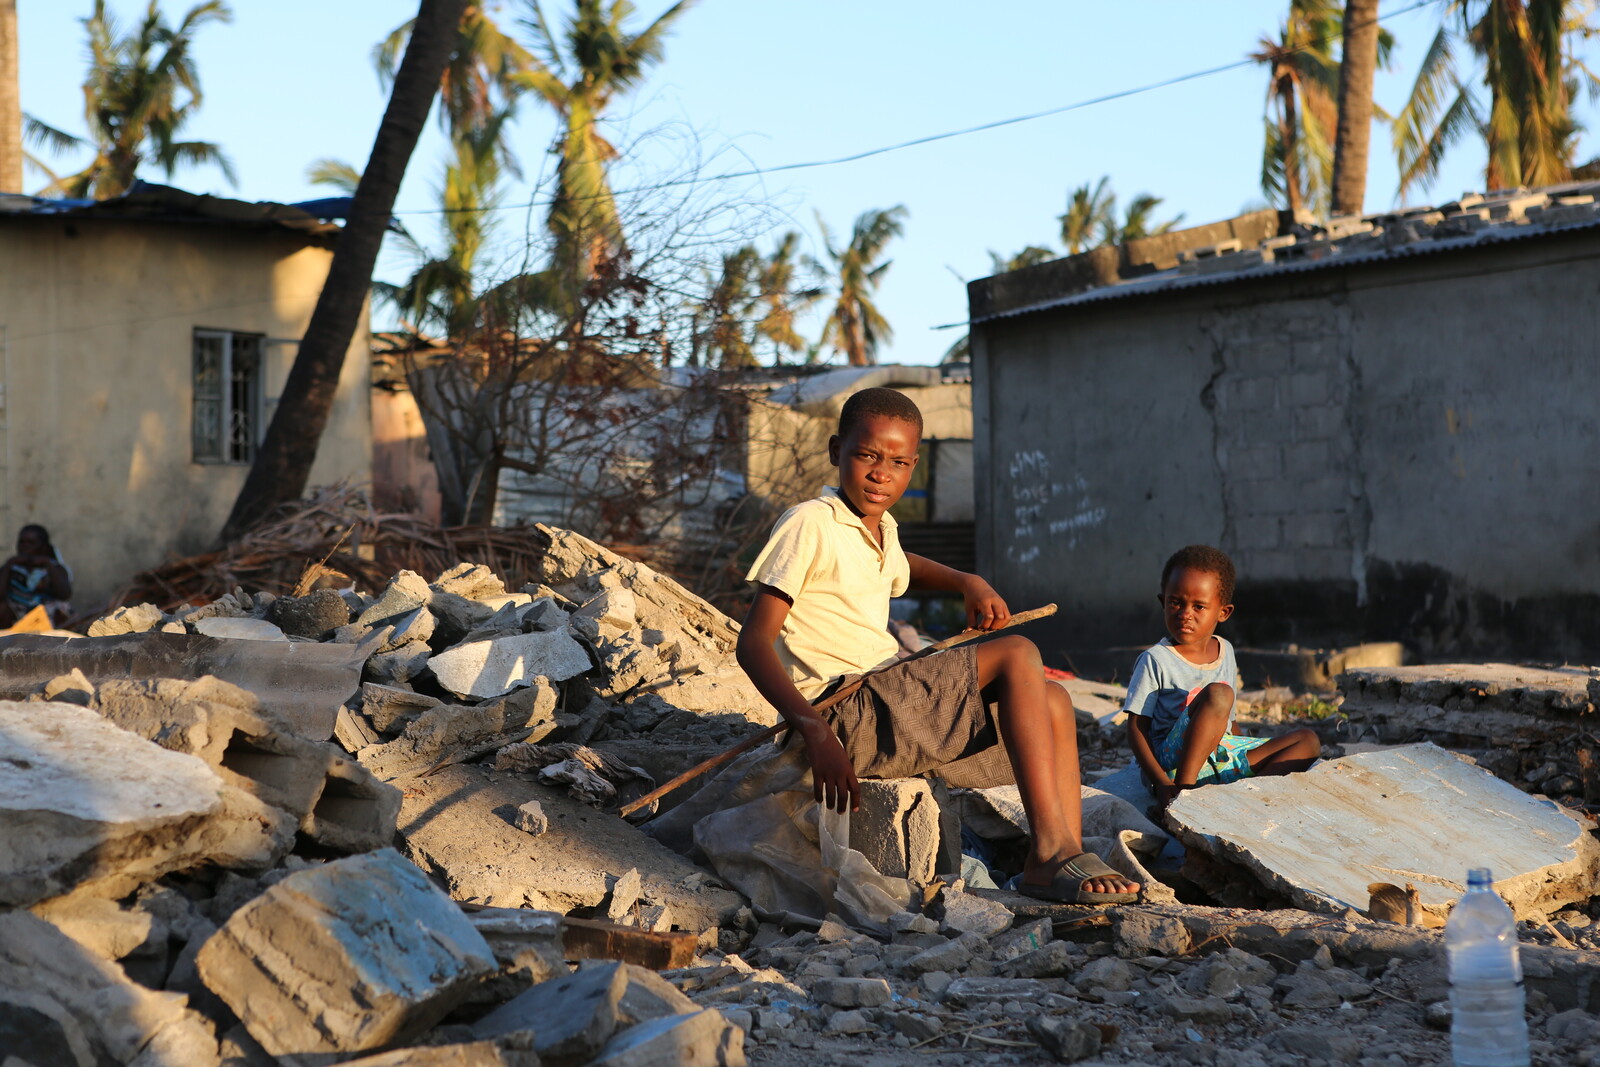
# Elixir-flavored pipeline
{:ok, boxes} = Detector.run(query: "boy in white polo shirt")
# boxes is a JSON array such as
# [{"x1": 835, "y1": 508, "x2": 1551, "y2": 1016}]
[{"x1": 736, "y1": 387, "x2": 1139, "y2": 904}]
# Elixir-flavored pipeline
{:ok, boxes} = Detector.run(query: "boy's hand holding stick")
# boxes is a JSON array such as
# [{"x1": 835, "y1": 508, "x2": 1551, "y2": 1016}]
[{"x1": 617, "y1": 603, "x2": 1058, "y2": 818}]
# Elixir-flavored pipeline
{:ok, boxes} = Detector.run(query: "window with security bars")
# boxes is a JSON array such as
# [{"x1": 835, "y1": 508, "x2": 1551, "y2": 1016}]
[{"x1": 192, "y1": 329, "x2": 263, "y2": 464}]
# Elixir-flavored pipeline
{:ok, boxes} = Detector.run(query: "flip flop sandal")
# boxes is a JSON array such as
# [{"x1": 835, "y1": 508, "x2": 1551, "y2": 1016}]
[{"x1": 1017, "y1": 852, "x2": 1140, "y2": 905}]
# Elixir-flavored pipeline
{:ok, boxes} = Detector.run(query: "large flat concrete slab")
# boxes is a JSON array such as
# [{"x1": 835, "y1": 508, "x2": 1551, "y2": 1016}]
[
  {"x1": 1168, "y1": 742, "x2": 1600, "y2": 920},
  {"x1": 0, "y1": 631, "x2": 374, "y2": 740},
  {"x1": 397, "y1": 764, "x2": 743, "y2": 933},
  {"x1": 0, "y1": 700, "x2": 224, "y2": 906}
]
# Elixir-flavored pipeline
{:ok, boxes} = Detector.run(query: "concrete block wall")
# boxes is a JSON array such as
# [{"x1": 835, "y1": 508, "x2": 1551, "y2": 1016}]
[
  {"x1": 1202, "y1": 302, "x2": 1364, "y2": 590},
  {"x1": 971, "y1": 228, "x2": 1600, "y2": 662}
]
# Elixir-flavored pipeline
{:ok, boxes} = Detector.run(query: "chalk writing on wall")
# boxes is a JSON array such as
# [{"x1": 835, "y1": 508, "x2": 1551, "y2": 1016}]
[{"x1": 1005, "y1": 450, "x2": 1108, "y2": 562}]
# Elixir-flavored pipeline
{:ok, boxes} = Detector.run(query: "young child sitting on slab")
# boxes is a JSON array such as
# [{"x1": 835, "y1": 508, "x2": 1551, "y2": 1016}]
[
  {"x1": 1124, "y1": 545, "x2": 1321, "y2": 813},
  {"x1": 736, "y1": 387, "x2": 1139, "y2": 904}
]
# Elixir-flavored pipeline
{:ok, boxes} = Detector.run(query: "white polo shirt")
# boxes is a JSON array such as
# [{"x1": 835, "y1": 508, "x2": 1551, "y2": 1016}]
[{"x1": 746, "y1": 487, "x2": 909, "y2": 698}]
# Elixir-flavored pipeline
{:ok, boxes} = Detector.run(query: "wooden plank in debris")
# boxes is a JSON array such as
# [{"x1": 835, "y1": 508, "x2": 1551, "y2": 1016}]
[{"x1": 561, "y1": 916, "x2": 697, "y2": 970}]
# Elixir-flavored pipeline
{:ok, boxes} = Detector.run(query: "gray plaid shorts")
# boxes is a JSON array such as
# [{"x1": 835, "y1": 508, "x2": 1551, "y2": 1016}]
[{"x1": 823, "y1": 644, "x2": 1015, "y2": 789}]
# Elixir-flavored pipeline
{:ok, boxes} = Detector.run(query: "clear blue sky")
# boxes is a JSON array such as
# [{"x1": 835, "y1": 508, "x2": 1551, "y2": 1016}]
[{"x1": 16, "y1": 1, "x2": 1600, "y2": 364}]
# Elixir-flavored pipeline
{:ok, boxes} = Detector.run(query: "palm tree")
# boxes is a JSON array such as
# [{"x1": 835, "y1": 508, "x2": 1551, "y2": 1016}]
[
  {"x1": 1060, "y1": 177, "x2": 1116, "y2": 254},
  {"x1": 31, "y1": 0, "x2": 235, "y2": 199},
  {"x1": 1395, "y1": 0, "x2": 1599, "y2": 199},
  {"x1": 1060, "y1": 177, "x2": 1184, "y2": 251},
  {"x1": 753, "y1": 231, "x2": 821, "y2": 363},
  {"x1": 375, "y1": 3, "x2": 530, "y2": 138},
  {"x1": 384, "y1": 112, "x2": 512, "y2": 341},
  {"x1": 817, "y1": 206, "x2": 907, "y2": 367},
  {"x1": 513, "y1": 0, "x2": 696, "y2": 297},
  {"x1": 1331, "y1": 0, "x2": 1382, "y2": 215},
  {"x1": 1252, "y1": 0, "x2": 1344, "y2": 218},
  {"x1": 0, "y1": 0, "x2": 19, "y2": 193},
  {"x1": 989, "y1": 245, "x2": 1056, "y2": 273},
  {"x1": 222, "y1": 0, "x2": 470, "y2": 541},
  {"x1": 1118, "y1": 194, "x2": 1186, "y2": 241},
  {"x1": 689, "y1": 233, "x2": 820, "y2": 367}
]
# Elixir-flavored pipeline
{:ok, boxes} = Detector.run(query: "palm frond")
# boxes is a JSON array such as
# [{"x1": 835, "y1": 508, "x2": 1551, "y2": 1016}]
[
  {"x1": 306, "y1": 157, "x2": 363, "y2": 194},
  {"x1": 23, "y1": 114, "x2": 86, "y2": 154}
]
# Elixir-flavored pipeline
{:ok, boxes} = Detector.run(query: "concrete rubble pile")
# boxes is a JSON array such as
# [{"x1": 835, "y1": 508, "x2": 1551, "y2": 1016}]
[
  {"x1": 1337, "y1": 662, "x2": 1600, "y2": 805},
  {"x1": 5, "y1": 522, "x2": 1600, "y2": 1065}
]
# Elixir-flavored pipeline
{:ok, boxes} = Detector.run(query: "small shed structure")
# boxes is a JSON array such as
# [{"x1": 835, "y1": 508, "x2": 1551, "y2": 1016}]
[{"x1": 967, "y1": 184, "x2": 1600, "y2": 662}]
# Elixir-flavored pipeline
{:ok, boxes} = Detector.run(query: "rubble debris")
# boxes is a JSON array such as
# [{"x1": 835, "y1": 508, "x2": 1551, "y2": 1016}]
[
  {"x1": 428, "y1": 629, "x2": 594, "y2": 700},
  {"x1": 463, "y1": 906, "x2": 567, "y2": 987},
  {"x1": 1053, "y1": 676, "x2": 1129, "y2": 736},
  {"x1": 396, "y1": 763, "x2": 744, "y2": 932},
  {"x1": 88, "y1": 675, "x2": 400, "y2": 856},
  {"x1": 192, "y1": 616, "x2": 289, "y2": 642},
  {"x1": 0, "y1": 910, "x2": 220, "y2": 1066},
  {"x1": 196, "y1": 849, "x2": 497, "y2": 1065},
  {"x1": 512, "y1": 799, "x2": 549, "y2": 835},
  {"x1": 0, "y1": 628, "x2": 374, "y2": 740},
  {"x1": 850, "y1": 778, "x2": 945, "y2": 883},
  {"x1": 268, "y1": 587, "x2": 352, "y2": 639},
  {"x1": 496, "y1": 740, "x2": 655, "y2": 808},
  {"x1": 1340, "y1": 662, "x2": 1600, "y2": 802},
  {"x1": 337, "y1": 1039, "x2": 539, "y2": 1066},
  {"x1": 1168, "y1": 742, "x2": 1600, "y2": 919},
  {"x1": 87, "y1": 601, "x2": 164, "y2": 637},
  {"x1": 0, "y1": 699, "x2": 235, "y2": 906},
  {"x1": 1236, "y1": 640, "x2": 1405, "y2": 691},
  {"x1": 591, "y1": 1009, "x2": 746, "y2": 1067},
  {"x1": 356, "y1": 683, "x2": 559, "y2": 781}
]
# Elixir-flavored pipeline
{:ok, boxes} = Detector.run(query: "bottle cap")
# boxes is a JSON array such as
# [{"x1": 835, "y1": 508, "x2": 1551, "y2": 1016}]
[{"x1": 1466, "y1": 867, "x2": 1493, "y2": 888}]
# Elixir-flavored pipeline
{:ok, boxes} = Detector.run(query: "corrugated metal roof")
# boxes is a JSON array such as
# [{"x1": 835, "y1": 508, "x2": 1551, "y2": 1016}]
[
  {"x1": 971, "y1": 189, "x2": 1600, "y2": 325},
  {"x1": 0, "y1": 180, "x2": 351, "y2": 236}
]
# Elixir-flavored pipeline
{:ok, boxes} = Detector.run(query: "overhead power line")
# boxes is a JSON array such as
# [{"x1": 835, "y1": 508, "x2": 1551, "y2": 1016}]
[{"x1": 391, "y1": 0, "x2": 1447, "y2": 218}]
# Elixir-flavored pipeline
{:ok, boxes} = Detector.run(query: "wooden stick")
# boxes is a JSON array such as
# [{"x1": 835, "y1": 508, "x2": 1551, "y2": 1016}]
[{"x1": 617, "y1": 603, "x2": 1058, "y2": 817}]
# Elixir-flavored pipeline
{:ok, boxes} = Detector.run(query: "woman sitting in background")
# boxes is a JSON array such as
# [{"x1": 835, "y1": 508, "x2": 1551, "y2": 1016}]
[{"x1": 0, "y1": 524, "x2": 73, "y2": 627}]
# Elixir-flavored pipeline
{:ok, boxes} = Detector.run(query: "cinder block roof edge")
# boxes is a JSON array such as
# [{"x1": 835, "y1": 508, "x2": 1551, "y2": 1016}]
[{"x1": 969, "y1": 213, "x2": 1600, "y2": 327}]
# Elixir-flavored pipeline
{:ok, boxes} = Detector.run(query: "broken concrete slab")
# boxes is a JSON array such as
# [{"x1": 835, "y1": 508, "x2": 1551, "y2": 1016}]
[
  {"x1": 1341, "y1": 662, "x2": 1596, "y2": 713},
  {"x1": 374, "y1": 606, "x2": 436, "y2": 654},
  {"x1": 464, "y1": 906, "x2": 566, "y2": 987},
  {"x1": 361, "y1": 682, "x2": 444, "y2": 734},
  {"x1": 396, "y1": 763, "x2": 743, "y2": 933},
  {"x1": 87, "y1": 601, "x2": 165, "y2": 637},
  {"x1": 1052, "y1": 676, "x2": 1129, "y2": 736},
  {"x1": 302, "y1": 752, "x2": 403, "y2": 853},
  {"x1": 91, "y1": 675, "x2": 400, "y2": 856},
  {"x1": 197, "y1": 849, "x2": 497, "y2": 1066},
  {"x1": 337, "y1": 1040, "x2": 538, "y2": 1067},
  {"x1": 428, "y1": 630, "x2": 593, "y2": 700},
  {"x1": 1168, "y1": 742, "x2": 1600, "y2": 920},
  {"x1": 473, "y1": 962, "x2": 715, "y2": 1066},
  {"x1": 470, "y1": 962, "x2": 626, "y2": 1062},
  {"x1": 0, "y1": 700, "x2": 225, "y2": 906},
  {"x1": 192, "y1": 617, "x2": 289, "y2": 642},
  {"x1": 1236, "y1": 641, "x2": 1405, "y2": 692},
  {"x1": 851, "y1": 778, "x2": 943, "y2": 884},
  {"x1": 29, "y1": 892, "x2": 158, "y2": 962},
  {"x1": 0, "y1": 629, "x2": 372, "y2": 740},
  {"x1": 355, "y1": 683, "x2": 559, "y2": 781},
  {"x1": 94, "y1": 677, "x2": 329, "y2": 815},
  {"x1": 366, "y1": 639, "x2": 433, "y2": 686},
  {"x1": 0, "y1": 910, "x2": 219, "y2": 1066},
  {"x1": 357, "y1": 570, "x2": 433, "y2": 628},
  {"x1": 591, "y1": 1010, "x2": 746, "y2": 1067}
]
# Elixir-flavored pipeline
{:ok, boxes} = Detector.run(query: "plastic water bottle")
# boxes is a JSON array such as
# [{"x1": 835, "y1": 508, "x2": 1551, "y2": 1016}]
[{"x1": 1446, "y1": 868, "x2": 1529, "y2": 1067}]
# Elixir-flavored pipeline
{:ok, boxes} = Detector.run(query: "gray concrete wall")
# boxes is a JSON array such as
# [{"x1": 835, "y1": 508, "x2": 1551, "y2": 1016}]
[{"x1": 972, "y1": 228, "x2": 1600, "y2": 663}]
